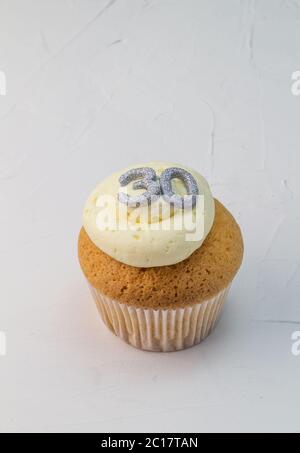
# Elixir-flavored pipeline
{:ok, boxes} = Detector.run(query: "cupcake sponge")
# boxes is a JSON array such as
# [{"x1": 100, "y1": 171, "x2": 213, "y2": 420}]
[{"x1": 78, "y1": 199, "x2": 243, "y2": 310}]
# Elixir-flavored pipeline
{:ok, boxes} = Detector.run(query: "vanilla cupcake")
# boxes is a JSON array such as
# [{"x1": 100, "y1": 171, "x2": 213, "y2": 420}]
[{"x1": 78, "y1": 162, "x2": 243, "y2": 352}]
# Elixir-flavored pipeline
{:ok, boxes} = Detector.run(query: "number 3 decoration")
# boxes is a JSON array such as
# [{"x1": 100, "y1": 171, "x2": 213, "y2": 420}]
[{"x1": 118, "y1": 167, "x2": 199, "y2": 209}]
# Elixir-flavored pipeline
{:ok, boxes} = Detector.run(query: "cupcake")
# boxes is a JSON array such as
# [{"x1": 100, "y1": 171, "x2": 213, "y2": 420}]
[{"x1": 78, "y1": 162, "x2": 243, "y2": 352}]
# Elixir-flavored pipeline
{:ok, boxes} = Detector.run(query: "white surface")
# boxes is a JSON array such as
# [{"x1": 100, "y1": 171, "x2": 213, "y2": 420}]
[{"x1": 0, "y1": 0, "x2": 300, "y2": 433}]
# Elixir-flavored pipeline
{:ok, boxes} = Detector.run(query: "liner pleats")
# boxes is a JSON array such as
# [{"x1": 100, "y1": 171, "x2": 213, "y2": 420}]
[{"x1": 89, "y1": 284, "x2": 230, "y2": 352}]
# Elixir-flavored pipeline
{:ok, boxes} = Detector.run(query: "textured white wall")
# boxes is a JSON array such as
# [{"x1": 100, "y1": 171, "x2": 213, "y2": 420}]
[{"x1": 0, "y1": 0, "x2": 300, "y2": 433}]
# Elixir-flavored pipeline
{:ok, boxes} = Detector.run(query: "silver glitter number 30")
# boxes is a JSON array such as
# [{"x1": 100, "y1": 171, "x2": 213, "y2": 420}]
[{"x1": 119, "y1": 166, "x2": 199, "y2": 208}]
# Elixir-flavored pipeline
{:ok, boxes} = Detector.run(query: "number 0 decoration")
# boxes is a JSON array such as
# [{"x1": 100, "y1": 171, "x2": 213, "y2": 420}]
[{"x1": 118, "y1": 167, "x2": 199, "y2": 208}]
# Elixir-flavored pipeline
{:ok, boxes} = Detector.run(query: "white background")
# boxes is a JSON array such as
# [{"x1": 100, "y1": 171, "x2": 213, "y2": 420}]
[{"x1": 0, "y1": 0, "x2": 300, "y2": 433}]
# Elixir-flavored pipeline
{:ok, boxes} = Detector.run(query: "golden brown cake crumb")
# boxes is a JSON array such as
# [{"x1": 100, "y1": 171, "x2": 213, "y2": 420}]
[{"x1": 78, "y1": 199, "x2": 243, "y2": 309}]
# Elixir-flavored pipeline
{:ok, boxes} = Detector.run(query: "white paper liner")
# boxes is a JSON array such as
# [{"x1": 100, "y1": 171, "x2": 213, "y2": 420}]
[{"x1": 88, "y1": 284, "x2": 231, "y2": 352}]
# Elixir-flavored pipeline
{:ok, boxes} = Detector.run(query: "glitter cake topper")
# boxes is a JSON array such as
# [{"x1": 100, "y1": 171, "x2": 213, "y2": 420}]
[{"x1": 118, "y1": 166, "x2": 199, "y2": 208}]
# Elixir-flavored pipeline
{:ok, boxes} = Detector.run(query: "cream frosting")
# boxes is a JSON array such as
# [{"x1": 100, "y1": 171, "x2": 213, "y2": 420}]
[{"x1": 83, "y1": 162, "x2": 215, "y2": 268}]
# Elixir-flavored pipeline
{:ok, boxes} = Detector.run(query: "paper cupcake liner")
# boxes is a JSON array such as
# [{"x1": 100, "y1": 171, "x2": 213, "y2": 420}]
[{"x1": 88, "y1": 284, "x2": 231, "y2": 352}]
